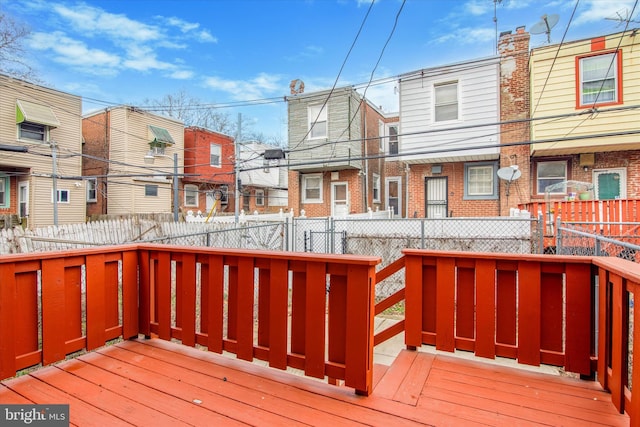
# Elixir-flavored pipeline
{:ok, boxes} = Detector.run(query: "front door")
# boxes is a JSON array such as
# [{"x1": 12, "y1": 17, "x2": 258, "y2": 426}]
[
  {"x1": 18, "y1": 181, "x2": 29, "y2": 219},
  {"x1": 425, "y1": 177, "x2": 448, "y2": 218},
  {"x1": 595, "y1": 168, "x2": 626, "y2": 200},
  {"x1": 386, "y1": 177, "x2": 401, "y2": 217},
  {"x1": 332, "y1": 182, "x2": 349, "y2": 217}
]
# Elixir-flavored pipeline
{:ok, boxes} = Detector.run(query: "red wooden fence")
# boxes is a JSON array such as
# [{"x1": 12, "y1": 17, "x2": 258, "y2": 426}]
[{"x1": 0, "y1": 244, "x2": 637, "y2": 420}]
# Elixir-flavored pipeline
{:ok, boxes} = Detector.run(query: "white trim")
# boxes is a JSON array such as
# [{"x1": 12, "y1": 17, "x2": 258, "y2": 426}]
[
  {"x1": 331, "y1": 181, "x2": 349, "y2": 217},
  {"x1": 593, "y1": 168, "x2": 626, "y2": 199},
  {"x1": 302, "y1": 173, "x2": 323, "y2": 203},
  {"x1": 18, "y1": 181, "x2": 29, "y2": 218},
  {"x1": 385, "y1": 176, "x2": 402, "y2": 217}
]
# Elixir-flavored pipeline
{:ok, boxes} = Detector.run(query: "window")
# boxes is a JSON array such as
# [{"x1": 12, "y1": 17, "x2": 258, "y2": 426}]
[
  {"x1": 18, "y1": 182, "x2": 28, "y2": 218},
  {"x1": 86, "y1": 178, "x2": 97, "y2": 202},
  {"x1": 464, "y1": 162, "x2": 498, "y2": 199},
  {"x1": 577, "y1": 52, "x2": 621, "y2": 107},
  {"x1": 16, "y1": 100, "x2": 59, "y2": 142},
  {"x1": 302, "y1": 173, "x2": 323, "y2": 203},
  {"x1": 52, "y1": 189, "x2": 70, "y2": 203},
  {"x1": 184, "y1": 184, "x2": 198, "y2": 206},
  {"x1": 536, "y1": 160, "x2": 568, "y2": 194},
  {"x1": 372, "y1": 174, "x2": 381, "y2": 203},
  {"x1": 18, "y1": 122, "x2": 47, "y2": 142},
  {"x1": 387, "y1": 124, "x2": 398, "y2": 155},
  {"x1": 434, "y1": 81, "x2": 458, "y2": 122},
  {"x1": 0, "y1": 176, "x2": 7, "y2": 207},
  {"x1": 308, "y1": 104, "x2": 327, "y2": 139},
  {"x1": 210, "y1": 143, "x2": 221, "y2": 167},
  {"x1": 256, "y1": 189, "x2": 265, "y2": 206},
  {"x1": 145, "y1": 184, "x2": 158, "y2": 197},
  {"x1": 148, "y1": 125, "x2": 174, "y2": 156}
]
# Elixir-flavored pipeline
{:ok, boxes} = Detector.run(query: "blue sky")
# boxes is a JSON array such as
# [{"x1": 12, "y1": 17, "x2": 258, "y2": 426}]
[{"x1": 4, "y1": 0, "x2": 638, "y2": 143}]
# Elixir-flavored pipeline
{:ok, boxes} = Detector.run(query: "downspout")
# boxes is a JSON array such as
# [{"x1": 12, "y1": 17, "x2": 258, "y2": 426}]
[
  {"x1": 104, "y1": 108, "x2": 110, "y2": 215},
  {"x1": 405, "y1": 163, "x2": 410, "y2": 219}
]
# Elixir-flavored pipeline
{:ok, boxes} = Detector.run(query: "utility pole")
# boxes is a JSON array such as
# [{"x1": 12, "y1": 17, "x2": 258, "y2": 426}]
[
  {"x1": 234, "y1": 113, "x2": 242, "y2": 223},
  {"x1": 51, "y1": 140, "x2": 59, "y2": 226},
  {"x1": 173, "y1": 152, "x2": 179, "y2": 222}
]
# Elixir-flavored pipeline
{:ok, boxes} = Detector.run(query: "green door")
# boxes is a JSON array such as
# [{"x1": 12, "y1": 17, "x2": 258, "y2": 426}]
[{"x1": 597, "y1": 172, "x2": 621, "y2": 200}]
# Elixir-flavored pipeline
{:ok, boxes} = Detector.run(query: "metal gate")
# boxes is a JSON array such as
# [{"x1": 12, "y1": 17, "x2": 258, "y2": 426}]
[{"x1": 425, "y1": 177, "x2": 448, "y2": 218}]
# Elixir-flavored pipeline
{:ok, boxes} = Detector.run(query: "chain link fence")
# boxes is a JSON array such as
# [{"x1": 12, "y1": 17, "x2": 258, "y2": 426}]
[
  {"x1": 556, "y1": 220, "x2": 640, "y2": 262},
  {"x1": 293, "y1": 216, "x2": 543, "y2": 298}
]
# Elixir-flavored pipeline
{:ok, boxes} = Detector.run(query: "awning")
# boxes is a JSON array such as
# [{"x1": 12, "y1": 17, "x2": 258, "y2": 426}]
[
  {"x1": 148, "y1": 125, "x2": 175, "y2": 144},
  {"x1": 16, "y1": 100, "x2": 60, "y2": 128}
]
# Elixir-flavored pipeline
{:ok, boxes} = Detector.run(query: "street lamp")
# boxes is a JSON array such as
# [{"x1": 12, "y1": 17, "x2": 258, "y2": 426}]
[{"x1": 144, "y1": 151, "x2": 179, "y2": 222}]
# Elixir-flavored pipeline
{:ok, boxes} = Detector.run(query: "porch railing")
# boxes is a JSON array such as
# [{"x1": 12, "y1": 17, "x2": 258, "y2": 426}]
[{"x1": 0, "y1": 245, "x2": 637, "y2": 419}]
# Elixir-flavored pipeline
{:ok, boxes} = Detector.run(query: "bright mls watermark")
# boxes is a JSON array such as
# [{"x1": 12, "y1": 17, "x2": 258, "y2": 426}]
[{"x1": 1, "y1": 405, "x2": 69, "y2": 426}]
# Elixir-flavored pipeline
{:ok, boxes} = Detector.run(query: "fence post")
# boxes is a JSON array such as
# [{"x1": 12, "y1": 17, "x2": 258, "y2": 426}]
[
  {"x1": 421, "y1": 219, "x2": 426, "y2": 249},
  {"x1": 329, "y1": 217, "x2": 334, "y2": 254},
  {"x1": 537, "y1": 215, "x2": 544, "y2": 254},
  {"x1": 556, "y1": 217, "x2": 563, "y2": 255},
  {"x1": 594, "y1": 236, "x2": 602, "y2": 256}
]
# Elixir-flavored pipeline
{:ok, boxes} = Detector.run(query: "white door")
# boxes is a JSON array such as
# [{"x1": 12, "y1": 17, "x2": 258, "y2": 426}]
[
  {"x1": 386, "y1": 177, "x2": 401, "y2": 217},
  {"x1": 332, "y1": 182, "x2": 349, "y2": 217}
]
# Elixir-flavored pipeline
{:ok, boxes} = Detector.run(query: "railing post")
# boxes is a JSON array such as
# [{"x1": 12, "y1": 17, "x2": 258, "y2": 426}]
[{"x1": 556, "y1": 217, "x2": 563, "y2": 254}]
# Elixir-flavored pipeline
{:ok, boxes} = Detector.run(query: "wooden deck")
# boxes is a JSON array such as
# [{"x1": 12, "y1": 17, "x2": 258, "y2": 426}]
[{"x1": 0, "y1": 338, "x2": 628, "y2": 426}]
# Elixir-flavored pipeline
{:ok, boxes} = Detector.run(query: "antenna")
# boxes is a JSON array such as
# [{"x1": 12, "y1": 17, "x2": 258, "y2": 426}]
[
  {"x1": 497, "y1": 165, "x2": 522, "y2": 198},
  {"x1": 530, "y1": 14, "x2": 559, "y2": 43}
]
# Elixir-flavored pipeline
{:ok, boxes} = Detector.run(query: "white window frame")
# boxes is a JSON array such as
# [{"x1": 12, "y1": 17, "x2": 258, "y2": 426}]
[
  {"x1": 255, "y1": 189, "x2": 265, "y2": 206},
  {"x1": 86, "y1": 178, "x2": 97, "y2": 203},
  {"x1": 578, "y1": 52, "x2": 619, "y2": 107},
  {"x1": 372, "y1": 173, "x2": 381, "y2": 203},
  {"x1": 18, "y1": 181, "x2": 29, "y2": 218},
  {"x1": 184, "y1": 184, "x2": 198, "y2": 207},
  {"x1": 434, "y1": 81, "x2": 459, "y2": 122},
  {"x1": 0, "y1": 176, "x2": 7, "y2": 208},
  {"x1": 302, "y1": 173, "x2": 323, "y2": 203},
  {"x1": 464, "y1": 162, "x2": 498, "y2": 199},
  {"x1": 386, "y1": 124, "x2": 399, "y2": 155},
  {"x1": 210, "y1": 143, "x2": 221, "y2": 167},
  {"x1": 51, "y1": 189, "x2": 70, "y2": 204},
  {"x1": 378, "y1": 120, "x2": 384, "y2": 151},
  {"x1": 536, "y1": 160, "x2": 568, "y2": 195},
  {"x1": 308, "y1": 104, "x2": 327, "y2": 139},
  {"x1": 18, "y1": 122, "x2": 49, "y2": 143}
]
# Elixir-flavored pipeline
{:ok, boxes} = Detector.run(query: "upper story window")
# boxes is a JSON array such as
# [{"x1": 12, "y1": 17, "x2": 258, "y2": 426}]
[
  {"x1": 302, "y1": 173, "x2": 323, "y2": 203},
  {"x1": 16, "y1": 100, "x2": 60, "y2": 143},
  {"x1": 577, "y1": 52, "x2": 622, "y2": 108},
  {"x1": 387, "y1": 124, "x2": 398, "y2": 155},
  {"x1": 145, "y1": 184, "x2": 158, "y2": 197},
  {"x1": 308, "y1": 104, "x2": 327, "y2": 139},
  {"x1": 434, "y1": 81, "x2": 458, "y2": 122},
  {"x1": 536, "y1": 160, "x2": 568, "y2": 195},
  {"x1": 86, "y1": 178, "x2": 97, "y2": 203},
  {"x1": 148, "y1": 125, "x2": 175, "y2": 156},
  {"x1": 464, "y1": 162, "x2": 498, "y2": 199},
  {"x1": 210, "y1": 143, "x2": 221, "y2": 167}
]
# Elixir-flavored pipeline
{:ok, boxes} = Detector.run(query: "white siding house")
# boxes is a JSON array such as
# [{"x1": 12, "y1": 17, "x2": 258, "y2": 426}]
[{"x1": 399, "y1": 56, "x2": 501, "y2": 164}]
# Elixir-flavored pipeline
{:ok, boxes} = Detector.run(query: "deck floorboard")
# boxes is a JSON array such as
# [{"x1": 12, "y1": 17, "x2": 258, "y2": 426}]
[{"x1": 0, "y1": 338, "x2": 629, "y2": 426}]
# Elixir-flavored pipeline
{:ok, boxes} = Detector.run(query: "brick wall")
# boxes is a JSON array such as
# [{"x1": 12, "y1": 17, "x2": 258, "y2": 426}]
[
  {"x1": 498, "y1": 27, "x2": 531, "y2": 215},
  {"x1": 82, "y1": 110, "x2": 110, "y2": 218}
]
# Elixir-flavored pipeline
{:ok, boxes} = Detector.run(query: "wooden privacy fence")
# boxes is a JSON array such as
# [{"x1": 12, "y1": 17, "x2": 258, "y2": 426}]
[
  {"x1": 0, "y1": 244, "x2": 380, "y2": 396},
  {"x1": 0, "y1": 245, "x2": 638, "y2": 418}
]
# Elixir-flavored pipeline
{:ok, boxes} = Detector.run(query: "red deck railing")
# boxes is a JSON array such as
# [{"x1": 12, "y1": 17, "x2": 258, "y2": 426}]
[{"x1": 0, "y1": 244, "x2": 637, "y2": 420}]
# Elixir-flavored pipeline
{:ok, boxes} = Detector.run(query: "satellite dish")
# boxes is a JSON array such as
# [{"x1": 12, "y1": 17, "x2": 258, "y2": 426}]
[
  {"x1": 497, "y1": 166, "x2": 522, "y2": 182},
  {"x1": 530, "y1": 14, "x2": 559, "y2": 43}
]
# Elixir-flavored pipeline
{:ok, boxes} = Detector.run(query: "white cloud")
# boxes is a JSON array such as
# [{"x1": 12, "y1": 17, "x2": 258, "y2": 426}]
[
  {"x1": 166, "y1": 16, "x2": 200, "y2": 32},
  {"x1": 433, "y1": 26, "x2": 495, "y2": 45},
  {"x1": 122, "y1": 45, "x2": 175, "y2": 71},
  {"x1": 573, "y1": 0, "x2": 638, "y2": 26},
  {"x1": 203, "y1": 73, "x2": 282, "y2": 99},
  {"x1": 465, "y1": 0, "x2": 491, "y2": 16},
  {"x1": 169, "y1": 70, "x2": 195, "y2": 80},
  {"x1": 51, "y1": 3, "x2": 161, "y2": 42},
  {"x1": 197, "y1": 30, "x2": 218, "y2": 43},
  {"x1": 28, "y1": 31, "x2": 121, "y2": 74}
]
